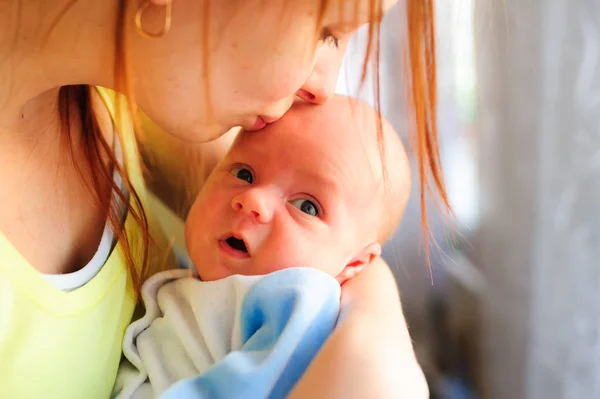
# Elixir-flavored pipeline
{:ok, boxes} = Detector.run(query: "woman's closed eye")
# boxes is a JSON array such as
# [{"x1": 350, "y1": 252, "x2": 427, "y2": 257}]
[
  {"x1": 290, "y1": 198, "x2": 320, "y2": 217},
  {"x1": 230, "y1": 166, "x2": 254, "y2": 184}
]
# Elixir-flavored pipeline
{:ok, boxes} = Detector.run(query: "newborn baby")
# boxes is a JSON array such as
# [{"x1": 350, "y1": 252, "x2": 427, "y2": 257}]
[{"x1": 114, "y1": 96, "x2": 410, "y2": 399}]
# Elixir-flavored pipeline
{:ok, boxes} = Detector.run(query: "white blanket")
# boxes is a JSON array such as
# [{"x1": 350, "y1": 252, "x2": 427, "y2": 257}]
[{"x1": 113, "y1": 268, "x2": 340, "y2": 399}]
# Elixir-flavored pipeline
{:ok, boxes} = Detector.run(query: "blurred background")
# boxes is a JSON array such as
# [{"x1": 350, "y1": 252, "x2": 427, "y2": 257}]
[
  {"x1": 337, "y1": 2, "x2": 481, "y2": 397},
  {"x1": 152, "y1": 1, "x2": 600, "y2": 398},
  {"x1": 336, "y1": 0, "x2": 600, "y2": 398}
]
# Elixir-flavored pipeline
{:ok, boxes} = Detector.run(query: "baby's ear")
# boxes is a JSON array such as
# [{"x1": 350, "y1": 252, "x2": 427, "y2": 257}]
[{"x1": 335, "y1": 243, "x2": 382, "y2": 285}]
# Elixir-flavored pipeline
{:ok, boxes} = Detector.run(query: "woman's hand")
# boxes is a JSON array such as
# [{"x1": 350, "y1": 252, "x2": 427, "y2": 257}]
[{"x1": 288, "y1": 257, "x2": 428, "y2": 399}]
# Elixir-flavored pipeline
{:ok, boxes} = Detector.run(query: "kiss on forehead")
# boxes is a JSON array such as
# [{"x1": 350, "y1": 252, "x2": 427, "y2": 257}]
[{"x1": 185, "y1": 96, "x2": 410, "y2": 285}]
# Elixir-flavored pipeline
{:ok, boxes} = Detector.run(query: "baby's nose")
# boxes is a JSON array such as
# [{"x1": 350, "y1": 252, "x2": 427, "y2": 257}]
[{"x1": 231, "y1": 188, "x2": 274, "y2": 224}]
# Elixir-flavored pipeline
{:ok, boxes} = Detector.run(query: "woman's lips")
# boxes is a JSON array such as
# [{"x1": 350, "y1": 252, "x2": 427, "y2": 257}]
[
  {"x1": 246, "y1": 116, "x2": 267, "y2": 131},
  {"x1": 244, "y1": 114, "x2": 284, "y2": 132}
]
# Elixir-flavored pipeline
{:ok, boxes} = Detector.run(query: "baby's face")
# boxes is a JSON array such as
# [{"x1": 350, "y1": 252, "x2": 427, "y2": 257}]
[{"x1": 186, "y1": 99, "x2": 400, "y2": 282}]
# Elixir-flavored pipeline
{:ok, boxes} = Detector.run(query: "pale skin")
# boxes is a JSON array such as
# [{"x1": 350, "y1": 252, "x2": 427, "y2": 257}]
[
  {"x1": 0, "y1": 0, "x2": 427, "y2": 397},
  {"x1": 186, "y1": 97, "x2": 409, "y2": 284}
]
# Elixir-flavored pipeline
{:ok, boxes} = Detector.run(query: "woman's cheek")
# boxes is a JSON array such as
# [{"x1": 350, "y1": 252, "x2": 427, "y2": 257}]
[
  {"x1": 253, "y1": 75, "x2": 293, "y2": 102},
  {"x1": 259, "y1": 58, "x2": 315, "y2": 101}
]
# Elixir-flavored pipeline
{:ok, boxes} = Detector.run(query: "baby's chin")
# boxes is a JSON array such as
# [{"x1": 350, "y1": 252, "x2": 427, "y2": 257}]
[
  {"x1": 194, "y1": 263, "x2": 232, "y2": 282},
  {"x1": 189, "y1": 248, "x2": 339, "y2": 281}
]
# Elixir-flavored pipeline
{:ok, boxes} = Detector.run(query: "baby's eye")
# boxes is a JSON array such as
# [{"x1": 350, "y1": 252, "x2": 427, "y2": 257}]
[
  {"x1": 231, "y1": 167, "x2": 253, "y2": 184},
  {"x1": 291, "y1": 198, "x2": 319, "y2": 217}
]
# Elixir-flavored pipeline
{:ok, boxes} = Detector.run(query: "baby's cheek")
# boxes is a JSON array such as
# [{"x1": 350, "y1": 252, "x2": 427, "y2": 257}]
[
  {"x1": 312, "y1": 247, "x2": 347, "y2": 277},
  {"x1": 257, "y1": 245, "x2": 302, "y2": 273},
  {"x1": 295, "y1": 246, "x2": 331, "y2": 272},
  {"x1": 185, "y1": 202, "x2": 209, "y2": 244}
]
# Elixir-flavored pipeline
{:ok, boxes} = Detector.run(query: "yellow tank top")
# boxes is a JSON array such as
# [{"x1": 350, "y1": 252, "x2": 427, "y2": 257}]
[{"x1": 0, "y1": 87, "x2": 175, "y2": 399}]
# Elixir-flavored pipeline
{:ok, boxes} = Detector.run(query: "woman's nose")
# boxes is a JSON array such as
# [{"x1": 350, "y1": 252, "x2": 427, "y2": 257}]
[
  {"x1": 296, "y1": 42, "x2": 346, "y2": 104},
  {"x1": 231, "y1": 188, "x2": 274, "y2": 224}
]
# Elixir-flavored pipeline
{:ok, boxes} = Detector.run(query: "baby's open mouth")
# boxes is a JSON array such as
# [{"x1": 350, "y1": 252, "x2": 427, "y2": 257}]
[{"x1": 225, "y1": 236, "x2": 248, "y2": 253}]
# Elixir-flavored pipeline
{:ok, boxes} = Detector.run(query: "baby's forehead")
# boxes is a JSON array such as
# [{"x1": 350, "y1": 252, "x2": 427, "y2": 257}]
[
  {"x1": 235, "y1": 112, "x2": 381, "y2": 180},
  {"x1": 234, "y1": 114, "x2": 386, "y2": 214},
  {"x1": 242, "y1": 100, "x2": 381, "y2": 156},
  {"x1": 230, "y1": 98, "x2": 409, "y2": 242}
]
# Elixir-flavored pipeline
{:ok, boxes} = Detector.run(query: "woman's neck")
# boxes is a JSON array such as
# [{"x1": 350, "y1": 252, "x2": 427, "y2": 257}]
[
  {"x1": 0, "y1": 0, "x2": 117, "y2": 123},
  {"x1": 0, "y1": 0, "x2": 119, "y2": 175},
  {"x1": 0, "y1": 0, "x2": 120, "y2": 274}
]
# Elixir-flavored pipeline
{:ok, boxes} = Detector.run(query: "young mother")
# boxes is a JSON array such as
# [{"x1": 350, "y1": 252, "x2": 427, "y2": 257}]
[{"x1": 0, "y1": 0, "x2": 441, "y2": 397}]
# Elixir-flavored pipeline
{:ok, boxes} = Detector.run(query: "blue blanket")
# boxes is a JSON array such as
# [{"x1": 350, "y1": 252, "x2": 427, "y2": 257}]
[{"x1": 158, "y1": 268, "x2": 341, "y2": 399}]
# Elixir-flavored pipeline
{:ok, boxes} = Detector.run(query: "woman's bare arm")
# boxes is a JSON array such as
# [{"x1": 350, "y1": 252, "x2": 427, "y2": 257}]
[{"x1": 288, "y1": 257, "x2": 428, "y2": 399}]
